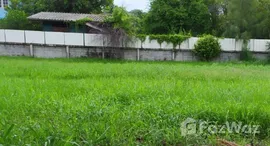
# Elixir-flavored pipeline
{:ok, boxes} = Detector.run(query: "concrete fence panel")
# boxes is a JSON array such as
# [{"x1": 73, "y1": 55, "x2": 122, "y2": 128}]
[
  {"x1": 235, "y1": 40, "x2": 243, "y2": 51},
  {"x1": 1, "y1": 29, "x2": 270, "y2": 53},
  {"x1": 142, "y1": 36, "x2": 161, "y2": 49},
  {"x1": 188, "y1": 37, "x2": 199, "y2": 50},
  {"x1": 102, "y1": 35, "x2": 113, "y2": 47},
  {"x1": 64, "y1": 33, "x2": 84, "y2": 46},
  {"x1": 103, "y1": 35, "x2": 130, "y2": 48},
  {"x1": 126, "y1": 37, "x2": 141, "y2": 48},
  {"x1": 5, "y1": 30, "x2": 25, "y2": 43},
  {"x1": 180, "y1": 39, "x2": 189, "y2": 50},
  {"x1": 0, "y1": 30, "x2": 5, "y2": 42},
  {"x1": 219, "y1": 38, "x2": 235, "y2": 51},
  {"x1": 85, "y1": 34, "x2": 104, "y2": 47},
  {"x1": 25, "y1": 31, "x2": 45, "y2": 44},
  {"x1": 161, "y1": 42, "x2": 173, "y2": 50},
  {"x1": 253, "y1": 39, "x2": 269, "y2": 52},
  {"x1": 249, "y1": 39, "x2": 255, "y2": 51},
  {"x1": 45, "y1": 32, "x2": 65, "y2": 45}
]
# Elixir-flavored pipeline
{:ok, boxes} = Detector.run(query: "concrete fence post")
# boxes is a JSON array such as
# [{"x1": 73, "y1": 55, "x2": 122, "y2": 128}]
[
  {"x1": 137, "y1": 48, "x2": 140, "y2": 61},
  {"x1": 24, "y1": 31, "x2": 26, "y2": 44},
  {"x1": 102, "y1": 36, "x2": 105, "y2": 59},
  {"x1": 83, "y1": 33, "x2": 86, "y2": 46},
  {"x1": 252, "y1": 39, "x2": 255, "y2": 52},
  {"x1": 66, "y1": 46, "x2": 70, "y2": 58},
  {"x1": 44, "y1": 32, "x2": 46, "y2": 45},
  {"x1": 102, "y1": 47, "x2": 105, "y2": 59},
  {"x1": 172, "y1": 50, "x2": 175, "y2": 60},
  {"x1": 30, "y1": 44, "x2": 34, "y2": 57},
  {"x1": 4, "y1": 29, "x2": 6, "y2": 43}
]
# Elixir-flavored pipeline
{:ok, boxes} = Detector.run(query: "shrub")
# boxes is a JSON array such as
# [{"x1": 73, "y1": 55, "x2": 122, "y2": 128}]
[{"x1": 193, "y1": 35, "x2": 221, "y2": 61}]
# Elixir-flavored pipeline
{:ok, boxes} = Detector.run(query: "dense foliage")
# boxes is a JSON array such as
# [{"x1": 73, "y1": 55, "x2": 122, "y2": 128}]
[
  {"x1": 144, "y1": 0, "x2": 211, "y2": 35},
  {"x1": 0, "y1": 10, "x2": 40, "y2": 30},
  {"x1": 193, "y1": 35, "x2": 221, "y2": 61},
  {"x1": 149, "y1": 34, "x2": 191, "y2": 49},
  {"x1": 105, "y1": 7, "x2": 137, "y2": 35},
  {"x1": 8, "y1": 0, "x2": 114, "y2": 14},
  {"x1": 141, "y1": 0, "x2": 270, "y2": 39},
  {"x1": 2, "y1": 0, "x2": 270, "y2": 40}
]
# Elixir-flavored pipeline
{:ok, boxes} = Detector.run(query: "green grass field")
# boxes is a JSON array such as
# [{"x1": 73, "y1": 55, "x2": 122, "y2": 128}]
[{"x1": 0, "y1": 57, "x2": 270, "y2": 145}]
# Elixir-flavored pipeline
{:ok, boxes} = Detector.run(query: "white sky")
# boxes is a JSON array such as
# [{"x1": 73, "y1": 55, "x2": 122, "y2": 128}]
[{"x1": 114, "y1": 0, "x2": 149, "y2": 12}]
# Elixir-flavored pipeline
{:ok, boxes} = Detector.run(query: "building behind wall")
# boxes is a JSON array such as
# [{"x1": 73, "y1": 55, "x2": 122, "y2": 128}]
[
  {"x1": 0, "y1": 0, "x2": 9, "y2": 9},
  {"x1": 28, "y1": 12, "x2": 110, "y2": 33}
]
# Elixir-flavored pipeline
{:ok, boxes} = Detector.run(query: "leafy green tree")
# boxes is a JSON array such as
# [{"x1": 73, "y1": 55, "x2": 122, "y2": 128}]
[
  {"x1": 129, "y1": 9, "x2": 145, "y2": 19},
  {"x1": 144, "y1": 0, "x2": 212, "y2": 35},
  {"x1": 9, "y1": 0, "x2": 114, "y2": 14},
  {"x1": 129, "y1": 9, "x2": 147, "y2": 34},
  {"x1": 252, "y1": 0, "x2": 270, "y2": 39},
  {"x1": 203, "y1": 0, "x2": 227, "y2": 36},
  {"x1": 222, "y1": 0, "x2": 259, "y2": 40},
  {"x1": 106, "y1": 6, "x2": 136, "y2": 35},
  {"x1": 0, "y1": 10, "x2": 41, "y2": 30}
]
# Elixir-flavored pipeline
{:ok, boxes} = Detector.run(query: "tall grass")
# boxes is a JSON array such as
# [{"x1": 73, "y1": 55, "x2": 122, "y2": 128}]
[{"x1": 0, "y1": 57, "x2": 269, "y2": 145}]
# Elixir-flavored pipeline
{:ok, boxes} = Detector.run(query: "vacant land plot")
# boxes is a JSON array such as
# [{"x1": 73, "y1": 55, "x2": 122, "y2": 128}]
[{"x1": 0, "y1": 57, "x2": 269, "y2": 145}]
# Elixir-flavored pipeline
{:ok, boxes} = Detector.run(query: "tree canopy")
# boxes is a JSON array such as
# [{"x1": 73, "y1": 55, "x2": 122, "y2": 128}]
[
  {"x1": 9, "y1": 0, "x2": 114, "y2": 14},
  {"x1": 0, "y1": 10, "x2": 40, "y2": 30},
  {"x1": 144, "y1": 0, "x2": 212, "y2": 35},
  {"x1": 3, "y1": 0, "x2": 270, "y2": 40}
]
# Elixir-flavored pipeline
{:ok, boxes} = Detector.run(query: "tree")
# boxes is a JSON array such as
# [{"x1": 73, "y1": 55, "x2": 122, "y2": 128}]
[
  {"x1": 222, "y1": 0, "x2": 259, "y2": 40},
  {"x1": 129, "y1": 9, "x2": 145, "y2": 19},
  {"x1": 129, "y1": 9, "x2": 147, "y2": 34},
  {"x1": 144, "y1": 0, "x2": 212, "y2": 35},
  {"x1": 252, "y1": 0, "x2": 270, "y2": 39},
  {"x1": 0, "y1": 10, "x2": 41, "y2": 30},
  {"x1": 203, "y1": 0, "x2": 227, "y2": 36},
  {"x1": 9, "y1": 0, "x2": 114, "y2": 14},
  {"x1": 106, "y1": 7, "x2": 136, "y2": 35}
]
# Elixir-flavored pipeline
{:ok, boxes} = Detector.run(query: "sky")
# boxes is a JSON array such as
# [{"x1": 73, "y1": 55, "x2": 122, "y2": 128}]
[{"x1": 114, "y1": 0, "x2": 149, "y2": 12}]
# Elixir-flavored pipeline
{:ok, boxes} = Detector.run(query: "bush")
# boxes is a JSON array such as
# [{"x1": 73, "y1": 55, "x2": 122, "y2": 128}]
[{"x1": 193, "y1": 35, "x2": 221, "y2": 61}]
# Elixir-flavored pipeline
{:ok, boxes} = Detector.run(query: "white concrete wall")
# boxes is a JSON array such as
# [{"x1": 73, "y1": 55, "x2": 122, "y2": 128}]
[
  {"x1": 161, "y1": 42, "x2": 173, "y2": 50},
  {"x1": 0, "y1": 29, "x2": 5, "y2": 42},
  {"x1": 45, "y1": 32, "x2": 65, "y2": 45},
  {"x1": 5, "y1": 30, "x2": 25, "y2": 43},
  {"x1": 142, "y1": 36, "x2": 161, "y2": 49},
  {"x1": 33, "y1": 46, "x2": 66, "y2": 58},
  {"x1": 0, "y1": 29, "x2": 6, "y2": 42},
  {"x1": 127, "y1": 37, "x2": 141, "y2": 48},
  {"x1": 25, "y1": 31, "x2": 45, "y2": 44},
  {"x1": 0, "y1": 29, "x2": 269, "y2": 52},
  {"x1": 85, "y1": 34, "x2": 103, "y2": 47},
  {"x1": 252, "y1": 39, "x2": 269, "y2": 52},
  {"x1": 0, "y1": 44, "x2": 30, "y2": 56},
  {"x1": 219, "y1": 38, "x2": 235, "y2": 51},
  {"x1": 0, "y1": 43, "x2": 268, "y2": 61},
  {"x1": 188, "y1": 37, "x2": 199, "y2": 50},
  {"x1": 64, "y1": 33, "x2": 84, "y2": 46},
  {"x1": 235, "y1": 40, "x2": 243, "y2": 51},
  {"x1": 180, "y1": 40, "x2": 189, "y2": 50}
]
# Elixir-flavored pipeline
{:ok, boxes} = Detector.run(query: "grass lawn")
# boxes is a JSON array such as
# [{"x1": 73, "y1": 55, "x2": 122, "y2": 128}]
[{"x1": 0, "y1": 57, "x2": 270, "y2": 145}]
